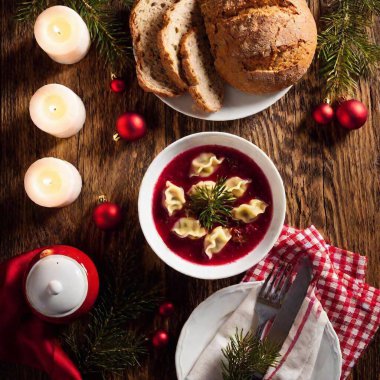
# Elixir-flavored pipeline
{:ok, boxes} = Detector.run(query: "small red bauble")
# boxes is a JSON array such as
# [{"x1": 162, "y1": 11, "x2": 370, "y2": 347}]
[
  {"x1": 152, "y1": 329, "x2": 169, "y2": 348},
  {"x1": 110, "y1": 78, "x2": 126, "y2": 93},
  {"x1": 116, "y1": 112, "x2": 147, "y2": 141},
  {"x1": 159, "y1": 301, "x2": 175, "y2": 317},
  {"x1": 336, "y1": 99, "x2": 368, "y2": 130},
  {"x1": 93, "y1": 202, "x2": 123, "y2": 230},
  {"x1": 312, "y1": 103, "x2": 334, "y2": 125}
]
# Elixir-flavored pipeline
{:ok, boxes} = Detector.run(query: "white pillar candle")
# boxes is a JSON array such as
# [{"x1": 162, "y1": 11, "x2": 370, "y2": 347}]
[
  {"x1": 24, "y1": 158, "x2": 82, "y2": 208},
  {"x1": 34, "y1": 6, "x2": 91, "y2": 64},
  {"x1": 29, "y1": 84, "x2": 86, "y2": 138}
]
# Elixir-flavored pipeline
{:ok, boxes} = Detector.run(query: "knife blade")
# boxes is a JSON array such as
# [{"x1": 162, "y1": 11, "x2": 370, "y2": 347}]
[
  {"x1": 250, "y1": 258, "x2": 313, "y2": 380},
  {"x1": 265, "y1": 257, "x2": 313, "y2": 347}
]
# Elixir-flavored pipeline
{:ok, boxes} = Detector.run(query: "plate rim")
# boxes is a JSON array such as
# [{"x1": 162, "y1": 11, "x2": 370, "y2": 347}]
[
  {"x1": 175, "y1": 281, "x2": 342, "y2": 380},
  {"x1": 156, "y1": 85, "x2": 292, "y2": 121}
]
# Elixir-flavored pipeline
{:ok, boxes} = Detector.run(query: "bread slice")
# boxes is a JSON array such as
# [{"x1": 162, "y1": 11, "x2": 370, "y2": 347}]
[
  {"x1": 130, "y1": 0, "x2": 181, "y2": 97},
  {"x1": 158, "y1": 0, "x2": 202, "y2": 91},
  {"x1": 180, "y1": 28, "x2": 224, "y2": 113}
]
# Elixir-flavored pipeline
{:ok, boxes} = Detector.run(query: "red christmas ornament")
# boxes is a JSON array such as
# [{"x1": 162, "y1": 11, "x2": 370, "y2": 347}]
[
  {"x1": 93, "y1": 199, "x2": 123, "y2": 230},
  {"x1": 159, "y1": 301, "x2": 175, "y2": 317},
  {"x1": 110, "y1": 78, "x2": 126, "y2": 93},
  {"x1": 312, "y1": 102, "x2": 334, "y2": 125},
  {"x1": 336, "y1": 99, "x2": 368, "y2": 130},
  {"x1": 152, "y1": 329, "x2": 169, "y2": 348},
  {"x1": 115, "y1": 112, "x2": 147, "y2": 141}
]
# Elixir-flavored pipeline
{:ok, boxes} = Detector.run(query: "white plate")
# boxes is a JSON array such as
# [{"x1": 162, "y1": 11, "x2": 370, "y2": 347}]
[
  {"x1": 157, "y1": 85, "x2": 291, "y2": 121},
  {"x1": 176, "y1": 282, "x2": 342, "y2": 380}
]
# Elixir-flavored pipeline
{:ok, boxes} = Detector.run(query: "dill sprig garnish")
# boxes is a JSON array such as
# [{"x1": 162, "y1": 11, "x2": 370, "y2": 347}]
[
  {"x1": 221, "y1": 329, "x2": 281, "y2": 380},
  {"x1": 189, "y1": 177, "x2": 236, "y2": 230}
]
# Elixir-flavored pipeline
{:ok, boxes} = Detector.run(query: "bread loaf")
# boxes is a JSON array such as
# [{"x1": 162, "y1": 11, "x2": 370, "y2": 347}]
[
  {"x1": 199, "y1": 0, "x2": 317, "y2": 93},
  {"x1": 181, "y1": 28, "x2": 224, "y2": 112},
  {"x1": 130, "y1": 0, "x2": 181, "y2": 97},
  {"x1": 158, "y1": 0, "x2": 202, "y2": 91}
]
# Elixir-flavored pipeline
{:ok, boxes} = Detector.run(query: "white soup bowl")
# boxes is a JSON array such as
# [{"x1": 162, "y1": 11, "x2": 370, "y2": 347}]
[{"x1": 138, "y1": 132, "x2": 286, "y2": 279}]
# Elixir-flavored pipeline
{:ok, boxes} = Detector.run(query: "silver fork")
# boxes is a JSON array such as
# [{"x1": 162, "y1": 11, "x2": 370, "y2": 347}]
[{"x1": 253, "y1": 263, "x2": 292, "y2": 340}]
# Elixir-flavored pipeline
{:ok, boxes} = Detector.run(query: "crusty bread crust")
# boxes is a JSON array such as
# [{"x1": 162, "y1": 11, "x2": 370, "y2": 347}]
[
  {"x1": 130, "y1": 0, "x2": 181, "y2": 97},
  {"x1": 200, "y1": 0, "x2": 317, "y2": 94},
  {"x1": 158, "y1": 0, "x2": 202, "y2": 91},
  {"x1": 181, "y1": 29, "x2": 224, "y2": 113}
]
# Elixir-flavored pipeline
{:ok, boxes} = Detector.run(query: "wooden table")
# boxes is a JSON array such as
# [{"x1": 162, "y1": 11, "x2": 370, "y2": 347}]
[{"x1": 1, "y1": 1, "x2": 379, "y2": 379}]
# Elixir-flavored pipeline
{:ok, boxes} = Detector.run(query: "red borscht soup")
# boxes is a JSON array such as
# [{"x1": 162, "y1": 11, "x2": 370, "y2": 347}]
[{"x1": 152, "y1": 145, "x2": 273, "y2": 265}]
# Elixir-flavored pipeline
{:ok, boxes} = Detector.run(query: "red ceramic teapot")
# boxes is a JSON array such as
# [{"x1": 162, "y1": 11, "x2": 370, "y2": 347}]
[{"x1": 23, "y1": 245, "x2": 99, "y2": 324}]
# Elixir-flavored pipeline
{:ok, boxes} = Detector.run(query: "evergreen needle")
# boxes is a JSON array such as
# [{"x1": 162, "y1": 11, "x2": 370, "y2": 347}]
[
  {"x1": 221, "y1": 329, "x2": 281, "y2": 380},
  {"x1": 189, "y1": 177, "x2": 236, "y2": 230},
  {"x1": 62, "y1": 252, "x2": 160, "y2": 376},
  {"x1": 15, "y1": 0, "x2": 133, "y2": 71},
  {"x1": 318, "y1": 0, "x2": 380, "y2": 99}
]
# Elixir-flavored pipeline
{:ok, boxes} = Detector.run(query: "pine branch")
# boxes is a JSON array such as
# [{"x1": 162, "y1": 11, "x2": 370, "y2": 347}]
[
  {"x1": 15, "y1": 0, "x2": 133, "y2": 71},
  {"x1": 62, "y1": 252, "x2": 160, "y2": 376},
  {"x1": 67, "y1": 0, "x2": 132, "y2": 71},
  {"x1": 15, "y1": 0, "x2": 52, "y2": 21},
  {"x1": 189, "y1": 177, "x2": 236, "y2": 230},
  {"x1": 318, "y1": 0, "x2": 380, "y2": 99},
  {"x1": 221, "y1": 329, "x2": 280, "y2": 380}
]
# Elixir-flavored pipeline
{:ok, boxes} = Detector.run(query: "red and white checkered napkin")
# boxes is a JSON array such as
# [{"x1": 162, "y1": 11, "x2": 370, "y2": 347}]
[{"x1": 243, "y1": 225, "x2": 380, "y2": 379}]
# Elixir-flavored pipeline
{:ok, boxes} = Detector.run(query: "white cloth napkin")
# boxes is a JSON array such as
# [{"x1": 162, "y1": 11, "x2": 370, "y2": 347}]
[{"x1": 186, "y1": 282, "x2": 329, "y2": 380}]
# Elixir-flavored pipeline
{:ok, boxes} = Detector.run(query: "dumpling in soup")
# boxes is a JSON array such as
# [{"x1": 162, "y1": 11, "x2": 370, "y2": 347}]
[
  {"x1": 232, "y1": 199, "x2": 268, "y2": 223},
  {"x1": 163, "y1": 181, "x2": 186, "y2": 216},
  {"x1": 172, "y1": 217, "x2": 207, "y2": 239},
  {"x1": 188, "y1": 180, "x2": 216, "y2": 195},
  {"x1": 203, "y1": 226, "x2": 232, "y2": 259},
  {"x1": 225, "y1": 177, "x2": 251, "y2": 198},
  {"x1": 190, "y1": 153, "x2": 224, "y2": 177}
]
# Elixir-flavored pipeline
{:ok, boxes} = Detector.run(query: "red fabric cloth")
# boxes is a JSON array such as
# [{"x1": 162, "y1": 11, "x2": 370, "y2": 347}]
[
  {"x1": 0, "y1": 248, "x2": 82, "y2": 380},
  {"x1": 243, "y1": 225, "x2": 380, "y2": 379}
]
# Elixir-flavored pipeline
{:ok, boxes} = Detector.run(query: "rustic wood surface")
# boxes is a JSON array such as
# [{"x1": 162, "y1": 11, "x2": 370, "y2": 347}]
[{"x1": 1, "y1": 0, "x2": 379, "y2": 379}]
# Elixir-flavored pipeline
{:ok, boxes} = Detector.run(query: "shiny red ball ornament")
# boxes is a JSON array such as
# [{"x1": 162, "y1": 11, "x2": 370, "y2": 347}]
[
  {"x1": 336, "y1": 99, "x2": 368, "y2": 130},
  {"x1": 152, "y1": 329, "x2": 169, "y2": 348},
  {"x1": 116, "y1": 112, "x2": 147, "y2": 141},
  {"x1": 159, "y1": 301, "x2": 175, "y2": 317},
  {"x1": 312, "y1": 102, "x2": 334, "y2": 125},
  {"x1": 93, "y1": 202, "x2": 123, "y2": 230},
  {"x1": 110, "y1": 78, "x2": 126, "y2": 93}
]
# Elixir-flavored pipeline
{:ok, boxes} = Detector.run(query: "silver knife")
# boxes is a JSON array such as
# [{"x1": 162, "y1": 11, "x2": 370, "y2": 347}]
[
  {"x1": 252, "y1": 257, "x2": 313, "y2": 379},
  {"x1": 266, "y1": 257, "x2": 313, "y2": 346}
]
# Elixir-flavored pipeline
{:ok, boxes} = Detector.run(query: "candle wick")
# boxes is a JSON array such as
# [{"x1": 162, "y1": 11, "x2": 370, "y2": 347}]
[
  {"x1": 43, "y1": 178, "x2": 53, "y2": 186},
  {"x1": 49, "y1": 105, "x2": 57, "y2": 113},
  {"x1": 53, "y1": 25, "x2": 61, "y2": 35}
]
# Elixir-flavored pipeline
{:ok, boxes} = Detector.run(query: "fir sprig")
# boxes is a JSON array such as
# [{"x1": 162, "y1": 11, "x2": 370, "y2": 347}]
[
  {"x1": 15, "y1": 0, "x2": 51, "y2": 21},
  {"x1": 16, "y1": 0, "x2": 133, "y2": 71},
  {"x1": 189, "y1": 177, "x2": 236, "y2": 230},
  {"x1": 62, "y1": 252, "x2": 160, "y2": 376},
  {"x1": 221, "y1": 329, "x2": 280, "y2": 380},
  {"x1": 67, "y1": 0, "x2": 132, "y2": 70},
  {"x1": 318, "y1": 0, "x2": 380, "y2": 99}
]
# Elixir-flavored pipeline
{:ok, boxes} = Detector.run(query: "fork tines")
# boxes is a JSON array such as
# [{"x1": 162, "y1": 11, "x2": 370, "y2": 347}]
[{"x1": 259, "y1": 263, "x2": 293, "y2": 306}]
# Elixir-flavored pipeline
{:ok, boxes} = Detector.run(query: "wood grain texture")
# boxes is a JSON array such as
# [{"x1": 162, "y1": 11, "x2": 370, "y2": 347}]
[{"x1": 0, "y1": 1, "x2": 379, "y2": 379}]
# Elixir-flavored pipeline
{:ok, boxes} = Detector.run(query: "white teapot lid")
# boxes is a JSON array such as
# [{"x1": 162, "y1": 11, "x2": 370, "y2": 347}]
[{"x1": 26, "y1": 254, "x2": 88, "y2": 318}]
